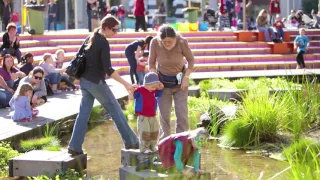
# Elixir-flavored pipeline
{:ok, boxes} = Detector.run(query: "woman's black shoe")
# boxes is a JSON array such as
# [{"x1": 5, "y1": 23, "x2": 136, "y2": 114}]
[{"x1": 68, "y1": 149, "x2": 84, "y2": 156}]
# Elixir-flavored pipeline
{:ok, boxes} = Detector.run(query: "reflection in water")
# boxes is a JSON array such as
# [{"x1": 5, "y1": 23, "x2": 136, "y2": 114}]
[{"x1": 62, "y1": 120, "x2": 289, "y2": 179}]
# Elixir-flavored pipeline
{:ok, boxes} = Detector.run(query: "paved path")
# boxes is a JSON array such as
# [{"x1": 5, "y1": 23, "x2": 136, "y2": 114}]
[
  {"x1": 0, "y1": 76, "x2": 130, "y2": 141},
  {"x1": 1, "y1": 69, "x2": 319, "y2": 141}
]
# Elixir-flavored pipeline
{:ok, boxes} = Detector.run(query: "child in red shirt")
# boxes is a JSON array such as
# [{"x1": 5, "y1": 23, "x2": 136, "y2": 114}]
[
  {"x1": 136, "y1": 51, "x2": 148, "y2": 85},
  {"x1": 117, "y1": 4, "x2": 126, "y2": 32},
  {"x1": 273, "y1": 14, "x2": 285, "y2": 41},
  {"x1": 134, "y1": 72, "x2": 164, "y2": 154}
]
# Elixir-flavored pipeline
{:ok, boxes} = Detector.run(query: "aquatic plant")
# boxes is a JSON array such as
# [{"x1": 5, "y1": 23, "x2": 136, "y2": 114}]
[
  {"x1": 20, "y1": 136, "x2": 61, "y2": 152},
  {"x1": 277, "y1": 139, "x2": 320, "y2": 180}
]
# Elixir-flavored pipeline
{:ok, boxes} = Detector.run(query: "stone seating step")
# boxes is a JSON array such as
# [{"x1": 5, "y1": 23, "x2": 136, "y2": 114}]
[
  {"x1": 9, "y1": 150, "x2": 87, "y2": 177},
  {"x1": 26, "y1": 47, "x2": 271, "y2": 57},
  {"x1": 31, "y1": 53, "x2": 320, "y2": 67}
]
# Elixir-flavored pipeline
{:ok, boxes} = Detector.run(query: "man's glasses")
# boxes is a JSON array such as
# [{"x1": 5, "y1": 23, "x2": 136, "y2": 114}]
[
  {"x1": 111, "y1": 28, "x2": 118, "y2": 33},
  {"x1": 34, "y1": 76, "x2": 43, "y2": 80}
]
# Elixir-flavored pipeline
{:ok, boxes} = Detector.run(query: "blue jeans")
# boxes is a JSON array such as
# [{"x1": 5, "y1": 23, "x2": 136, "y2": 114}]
[
  {"x1": 0, "y1": 89, "x2": 13, "y2": 107},
  {"x1": 1, "y1": 48, "x2": 22, "y2": 63},
  {"x1": 137, "y1": 71, "x2": 146, "y2": 85},
  {"x1": 87, "y1": 9, "x2": 92, "y2": 32},
  {"x1": 46, "y1": 73, "x2": 61, "y2": 85},
  {"x1": 68, "y1": 78, "x2": 139, "y2": 152},
  {"x1": 276, "y1": 28, "x2": 284, "y2": 40},
  {"x1": 6, "y1": 80, "x2": 14, "y2": 89},
  {"x1": 258, "y1": 27, "x2": 276, "y2": 42}
]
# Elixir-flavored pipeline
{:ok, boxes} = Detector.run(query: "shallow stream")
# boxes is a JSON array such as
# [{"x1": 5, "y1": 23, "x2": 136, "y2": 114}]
[{"x1": 61, "y1": 120, "x2": 289, "y2": 180}]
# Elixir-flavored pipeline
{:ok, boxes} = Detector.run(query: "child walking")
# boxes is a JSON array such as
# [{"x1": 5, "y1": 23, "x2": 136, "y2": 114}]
[
  {"x1": 9, "y1": 83, "x2": 34, "y2": 122},
  {"x1": 273, "y1": 14, "x2": 285, "y2": 41},
  {"x1": 134, "y1": 72, "x2": 164, "y2": 154},
  {"x1": 136, "y1": 128, "x2": 209, "y2": 178},
  {"x1": 294, "y1": 28, "x2": 310, "y2": 69},
  {"x1": 136, "y1": 51, "x2": 148, "y2": 85}
]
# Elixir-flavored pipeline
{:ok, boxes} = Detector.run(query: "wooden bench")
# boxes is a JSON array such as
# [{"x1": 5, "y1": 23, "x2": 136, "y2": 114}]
[
  {"x1": 287, "y1": 42, "x2": 297, "y2": 54},
  {"x1": 267, "y1": 42, "x2": 290, "y2": 54},
  {"x1": 254, "y1": 30, "x2": 290, "y2": 42},
  {"x1": 233, "y1": 31, "x2": 254, "y2": 42}
]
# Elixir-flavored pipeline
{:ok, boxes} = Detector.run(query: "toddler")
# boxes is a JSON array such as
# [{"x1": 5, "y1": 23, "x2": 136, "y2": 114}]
[
  {"x1": 273, "y1": 14, "x2": 285, "y2": 41},
  {"x1": 134, "y1": 72, "x2": 163, "y2": 154},
  {"x1": 136, "y1": 51, "x2": 148, "y2": 85},
  {"x1": 136, "y1": 128, "x2": 209, "y2": 178},
  {"x1": 294, "y1": 28, "x2": 310, "y2": 69},
  {"x1": 9, "y1": 83, "x2": 36, "y2": 122}
]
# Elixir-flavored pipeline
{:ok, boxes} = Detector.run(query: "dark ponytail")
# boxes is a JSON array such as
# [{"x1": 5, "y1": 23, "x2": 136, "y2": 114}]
[
  {"x1": 85, "y1": 15, "x2": 120, "y2": 50},
  {"x1": 143, "y1": 35, "x2": 153, "y2": 50},
  {"x1": 20, "y1": 53, "x2": 33, "y2": 65}
]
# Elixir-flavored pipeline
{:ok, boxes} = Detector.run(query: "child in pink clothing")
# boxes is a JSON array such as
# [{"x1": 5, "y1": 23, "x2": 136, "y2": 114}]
[{"x1": 231, "y1": 16, "x2": 237, "y2": 28}]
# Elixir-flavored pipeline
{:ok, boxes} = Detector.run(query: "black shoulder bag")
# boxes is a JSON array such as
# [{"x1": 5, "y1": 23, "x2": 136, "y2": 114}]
[{"x1": 66, "y1": 38, "x2": 88, "y2": 79}]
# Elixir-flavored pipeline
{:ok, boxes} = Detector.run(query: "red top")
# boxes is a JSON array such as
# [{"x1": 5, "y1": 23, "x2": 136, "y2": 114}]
[
  {"x1": 133, "y1": 87, "x2": 162, "y2": 117},
  {"x1": 134, "y1": 0, "x2": 145, "y2": 16},
  {"x1": 269, "y1": 0, "x2": 280, "y2": 14},
  {"x1": 273, "y1": 20, "x2": 284, "y2": 29},
  {"x1": 137, "y1": 58, "x2": 147, "y2": 72},
  {"x1": 158, "y1": 132, "x2": 197, "y2": 168},
  {"x1": 117, "y1": 7, "x2": 126, "y2": 17}
]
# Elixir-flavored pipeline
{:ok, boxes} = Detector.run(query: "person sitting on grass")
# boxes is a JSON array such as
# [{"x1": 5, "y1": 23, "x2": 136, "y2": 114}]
[
  {"x1": 9, "y1": 83, "x2": 38, "y2": 123},
  {"x1": 136, "y1": 127, "x2": 209, "y2": 178},
  {"x1": 134, "y1": 72, "x2": 163, "y2": 154}
]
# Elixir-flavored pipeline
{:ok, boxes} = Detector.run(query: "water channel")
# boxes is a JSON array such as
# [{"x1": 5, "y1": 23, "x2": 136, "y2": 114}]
[{"x1": 61, "y1": 120, "x2": 290, "y2": 180}]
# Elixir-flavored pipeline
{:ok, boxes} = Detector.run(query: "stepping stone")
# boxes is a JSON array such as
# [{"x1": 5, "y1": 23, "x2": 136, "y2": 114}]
[
  {"x1": 119, "y1": 166, "x2": 211, "y2": 180},
  {"x1": 188, "y1": 86, "x2": 200, "y2": 98},
  {"x1": 9, "y1": 150, "x2": 87, "y2": 177},
  {"x1": 121, "y1": 149, "x2": 159, "y2": 167}
]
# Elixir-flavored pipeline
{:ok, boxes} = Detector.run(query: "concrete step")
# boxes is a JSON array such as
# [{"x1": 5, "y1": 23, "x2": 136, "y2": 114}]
[
  {"x1": 26, "y1": 47, "x2": 271, "y2": 57},
  {"x1": 92, "y1": 60, "x2": 320, "y2": 77},
  {"x1": 31, "y1": 53, "x2": 320, "y2": 67}
]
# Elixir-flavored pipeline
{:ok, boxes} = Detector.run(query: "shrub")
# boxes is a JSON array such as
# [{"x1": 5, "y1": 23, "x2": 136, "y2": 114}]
[
  {"x1": 233, "y1": 78, "x2": 254, "y2": 89},
  {"x1": 220, "y1": 119, "x2": 255, "y2": 147},
  {"x1": 199, "y1": 79, "x2": 212, "y2": 93},
  {"x1": 0, "y1": 142, "x2": 20, "y2": 178}
]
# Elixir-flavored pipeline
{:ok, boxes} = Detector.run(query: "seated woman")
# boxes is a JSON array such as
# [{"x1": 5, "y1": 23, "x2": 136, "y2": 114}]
[
  {"x1": 19, "y1": 66, "x2": 47, "y2": 107},
  {"x1": 40, "y1": 53, "x2": 64, "y2": 94},
  {"x1": 0, "y1": 54, "x2": 26, "y2": 89},
  {"x1": 0, "y1": 23, "x2": 22, "y2": 63},
  {"x1": 19, "y1": 53, "x2": 35, "y2": 76},
  {"x1": 54, "y1": 49, "x2": 79, "y2": 90},
  {"x1": 0, "y1": 75, "x2": 13, "y2": 108},
  {"x1": 256, "y1": 9, "x2": 277, "y2": 42}
]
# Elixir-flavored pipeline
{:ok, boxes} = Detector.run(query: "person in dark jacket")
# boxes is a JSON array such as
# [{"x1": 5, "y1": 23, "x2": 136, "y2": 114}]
[
  {"x1": 67, "y1": 15, "x2": 139, "y2": 156},
  {"x1": 134, "y1": 0, "x2": 146, "y2": 32},
  {"x1": 0, "y1": 23, "x2": 22, "y2": 63},
  {"x1": 86, "y1": 1, "x2": 93, "y2": 32},
  {"x1": 2, "y1": 0, "x2": 11, "y2": 31},
  {"x1": 48, "y1": 0, "x2": 58, "y2": 31},
  {"x1": 125, "y1": 36, "x2": 153, "y2": 84},
  {"x1": 19, "y1": 53, "x2": 34, "y2": 76}
]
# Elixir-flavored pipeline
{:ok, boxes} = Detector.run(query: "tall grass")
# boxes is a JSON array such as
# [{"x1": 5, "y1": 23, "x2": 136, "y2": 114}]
[
  {"x1": 282, "y1": 139, "x2": 320, "y2": 180},
  {"x1": 20, "y1": 136, "x2": 61, "y2": 152},
  {"x1": 221, "y1": 87, "x2": 285, "y2": 147}
]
